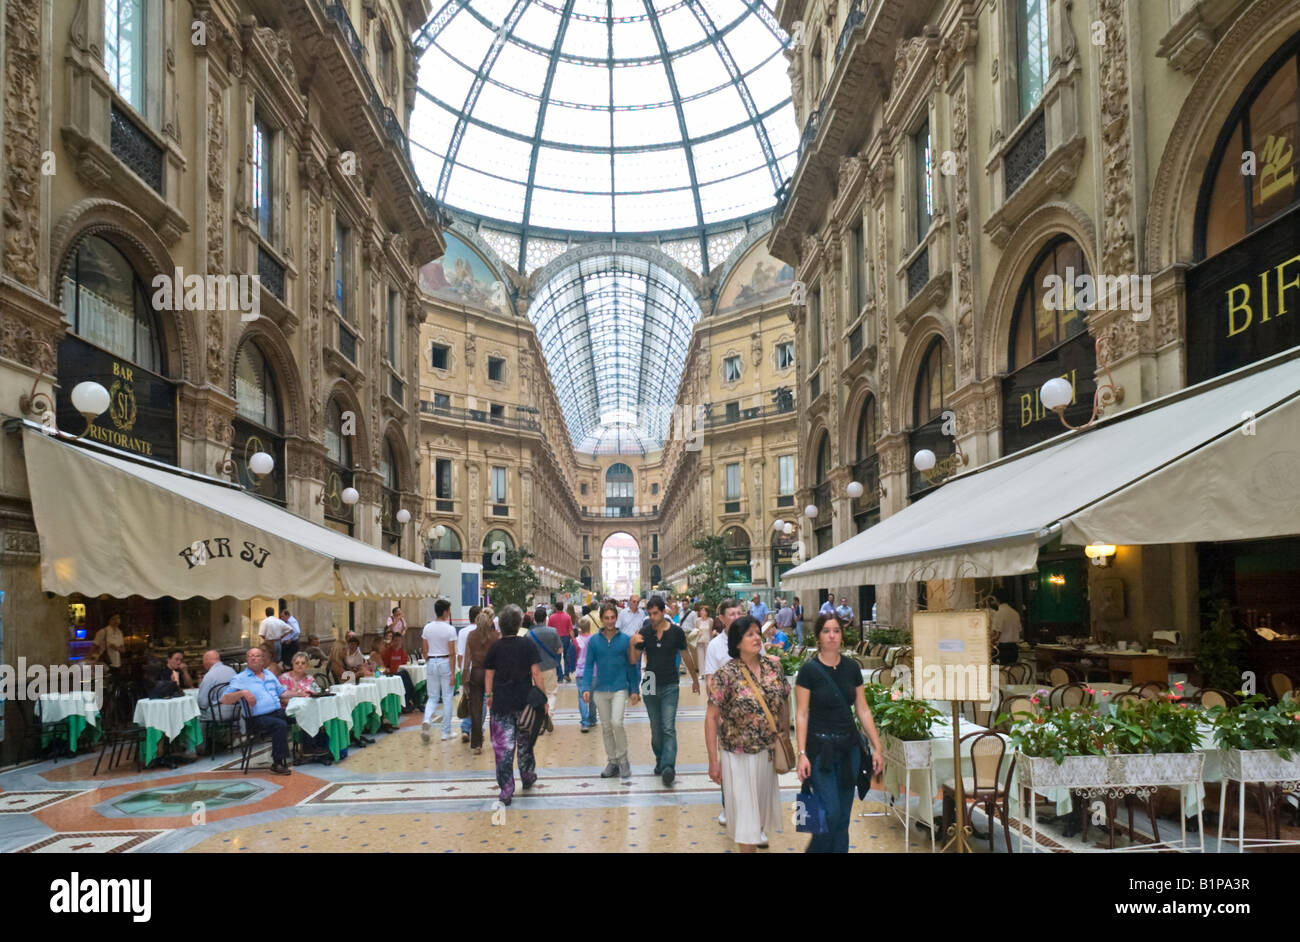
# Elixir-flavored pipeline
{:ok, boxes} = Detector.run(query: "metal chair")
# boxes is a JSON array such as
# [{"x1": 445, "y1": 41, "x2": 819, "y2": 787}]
[
  {"x1": 866, "y1": 666, "x2": 893, "y2": 687},
  {"x1": 199, "y1": 682, "x2": 240, "y2": 757},
  {"x1": 941, "y1": 731, "x2": 1018, "y2": 853},
  {"x1": 236, "y1": 697, "x2": 282, "y2": 773},
  {"x1": 1110, "y1": 691, "x2": 1143, "y2": 708}
]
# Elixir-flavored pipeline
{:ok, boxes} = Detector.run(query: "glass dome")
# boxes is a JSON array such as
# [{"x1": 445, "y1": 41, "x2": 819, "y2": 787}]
[{"x1": 410, "y1": 0, "x2": 796, "y2": 248}]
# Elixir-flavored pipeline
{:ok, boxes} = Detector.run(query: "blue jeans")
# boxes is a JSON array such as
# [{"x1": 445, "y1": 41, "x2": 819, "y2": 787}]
[
  {"x1": 560, "y1": 635, "x2": 575, "y2": 680},
  {"x1": 577, "y1": 674, "x2": 594, "y2": 728},
  {"x1": 806, "y1": 742, "x2": 859, "y2": 853},
  {"x1": 643, "y1": 683, "x2": 680, "y2": 773}
]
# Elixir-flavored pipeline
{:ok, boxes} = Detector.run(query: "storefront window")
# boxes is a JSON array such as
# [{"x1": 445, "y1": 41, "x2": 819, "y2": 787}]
[
  {"x1": 60, "y1": 235, "x2": 164, "y2": 374},
  {"x1": 1010, "y1": 237, "x2": 1089, "y2": 369},
  {"x1": 425, "y1": 527, "x2": 462, "y2": 565}
]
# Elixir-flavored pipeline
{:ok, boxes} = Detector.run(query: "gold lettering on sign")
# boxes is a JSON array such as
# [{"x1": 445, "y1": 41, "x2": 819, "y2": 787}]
[
  {"x1": 1019, "y1": 369, "x2": 1077, "y2": 428},
  {"x1": 1225, "y1": 254, "x2": 1300, "y2": 339},
  {"x1": 1227, "y1": 283, "x2": 1252, "y2": 338},
  {"x1": 1258, "y1": 134, "x2": 1296, "y2": 205},
  {"x1": 1277, "y1": 254, "x2": 1300, "y2": 317}
]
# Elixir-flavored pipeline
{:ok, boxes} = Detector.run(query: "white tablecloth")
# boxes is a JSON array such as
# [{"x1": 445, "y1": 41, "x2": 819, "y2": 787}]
[
  {"x1": 286, "y1": 695, "x2": 353, "y2": 737},
  {"x1": 363, "y1": 676, "x2": 406, "y2": 702},
  {"x1": 401, "y1": 662, "x2": 427, "y2": 686},
  {"x1": 132, "y1": 696, "x2": 200, "y2": 739},
  {"x1": 332, "y1": 682, "x2": 381, "y2": 711},
  {"x1": 36, "y1": 692, "x2": 100, "y2": 727}
]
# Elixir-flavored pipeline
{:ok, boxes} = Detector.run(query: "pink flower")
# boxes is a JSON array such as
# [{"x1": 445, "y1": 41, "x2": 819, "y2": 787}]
[
  {"x1": 1030, "y1": 697, "x2": 1040, "y2": 705},
  {"x1": 1086, "y1": 688, "x2": 1096, "y2": 695}
]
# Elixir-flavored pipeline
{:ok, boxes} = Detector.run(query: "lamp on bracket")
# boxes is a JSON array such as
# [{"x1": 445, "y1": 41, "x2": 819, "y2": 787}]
[
  {"x1": 1040, "y1": 334, "x2": 1125, "y2": 432},
  {"x1": 216, "y1": 424, "x2": 275, "y2": 487}
]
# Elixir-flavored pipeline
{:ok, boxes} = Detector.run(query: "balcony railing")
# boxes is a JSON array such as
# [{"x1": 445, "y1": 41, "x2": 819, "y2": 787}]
[
  {"x1": 418, "y1": 399, "x2": 540, "y2": 431},
  {"x1": 906, "y1": 248, "x2": 930, "y2": 300},
  {"x1": 257, "y1": 245, "x2": 285, "y2": 301},
  {"x1": 110, "y1": 105, "x2": 163, "y2": 194},
  {"x1": 579, "y1": 508, "x2": 659, "y2": 520},
  {"x1": 835, "y1": 1, "x2": 866, "y2": 62},
  {"x1": 798, "y1": 107, "x2": 822, "y2": 158},
  {"x1": 338, "y1": 322, "x2": 357, "y2": 363},
  {"x1": 1005, "y1": 112, "x2": 1047, "y2": 196},
  {"x1": 702, "y1": 397, "x2": 796, "y2": 428}
]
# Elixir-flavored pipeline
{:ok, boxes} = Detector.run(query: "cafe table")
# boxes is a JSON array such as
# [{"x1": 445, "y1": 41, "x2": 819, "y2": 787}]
[
  {"x1": 285, "y1": 694, "x2": 353, "y2": 760},
  {"x1": 401, "y1": 662, "x2": 427, "y2": 701},
  {"x1": 361, "y1": 675, "x2": 406, "y2": 726},
  {"x1": 329, "y1": 683, "x2": 381, "y2": 736},
  {"x1": 132, "y1": 695, "x2": 202, "y2": 765},
  {"x1": 36, "y1": 692, "x2": 102, "y2": 753}
]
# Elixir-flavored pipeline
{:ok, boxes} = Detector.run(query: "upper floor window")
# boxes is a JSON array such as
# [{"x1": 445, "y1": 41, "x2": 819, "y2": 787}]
[
  {"x1": 430, "y1": 343, "x2": 450, "y2": 370},
  {"x1": 1016, "y1": 0, "x2": 1050, "y2": 120},
  {"x1": 778, "y1": 454, "x2": 795, "y2": 495},
  {"x1": 377, "y1": 25, "x2": 396, "y2": 92},
  {"x1": 432, "y1": 392, "x2": 450, "y2": 410},
  {"x1": 725, "y1": 462, "x2": 741, "y2": 501},
  {"x1": 580, "y1": 482, "x2": 589, "y2": 496},
  {"x1": 381, "y1": 440, "x2": 399, "y2": 491},
  {"x1": 723, "y1": 355, "x2": 742, "y2": 382},
  {"x1": 324, "y1": 398, "x2": 351, "y2": 468},
  {"x1": 1010, "y1": 237, "x2": 1089, "y2": 369},
  {"x1": 105, "y1": 0, "x2": 147, "y2": 114},
  {"x1": 849, "y1": 223, "x2": 868, "y2": 312},
  {"x1": 234, "y1": 342, "x2": 282, "y2": 433},
  {"x1": 253, "y1": 114, "x2": 275, "y2": 243},
  {"x1": 811, "y1": 40, "x2": 824, "y2": 94},
  {"x1": 914, "y1": 120, "x2": 933, "y2": 242},
  {"x1": 334, "y1": 219, "x2": 351, "y2": 321},
  {"x1": 386, "y1": 287, "x2": 401, "y2": 365},
  {"x1": 1199, "y1": 46, "x2": 1300, "y2": 258},
  {"x1": 60, "y1": 235, "x2": 164, "y2": 375},
  {"x1": 776, "y1": 341, "x2": 795, "y2": 370},
  {"x1": 914, "y1": 338, "x2": 954, "y2": 427},
  {"x1": 650, "y1": 482, "x2": 659, "y2": 495},
  {"x1": 487, "y1": 356, "x2": 505, "y2": 382},
  {"x1": 435, "y1": 457, "x2": 453, "y2": 500},
  {"x1": 491, "y1": 466, "x2": 507, "y2": 504},
  {"x1": 809, "y1": 283, "x2": 822, "y2": 362},
  {"x1": 857, "y1": 397, "x2": 878, "y2": 460}
]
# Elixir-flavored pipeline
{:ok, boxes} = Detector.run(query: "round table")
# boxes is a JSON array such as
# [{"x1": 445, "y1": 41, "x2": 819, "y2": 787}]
[
  {"x1": 361, "y1": 676, "x2": 406, "y2": 726},
  {"x1": 36, "y1": 692, "x2": 101, "y2": 754},
  {"x1": 285, "y1": 695, "x2": 353, "y2": 760},
  {"x1": 132, "y1": 696, "x2": 202, "y2": 765},
  {"x1": 329, "y1": 684, "x2": 380, "y2": 736},
  {"x1": 401, "y1": 662, "x2": 427, "y2": 703}
]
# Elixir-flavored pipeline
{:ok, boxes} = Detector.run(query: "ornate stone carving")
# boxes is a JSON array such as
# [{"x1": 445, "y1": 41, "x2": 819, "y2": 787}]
[
  {"x1": 307, "y1": 195, "x2": 322, "y2": 435},
  {"x1": 4, "y1": 530, "x2": 41, "y2": 555},
  {"x1": 1097, "y1": 0, "x2": 1136, "y2": 277},
  {"x1": 951, "y1": 78, "x2": 975, "y2": 383},
  {"x1": 875, "y1": 204, "x2": 891, "y2": 433},
  {"x1": 837, "y1": 155, "x2": 862, "y2": 193},
  {"x1": 4, "y1": 0, "x2": 42, "y2": 289},
  {"x1": 0, "y1": 314, "x2": 59, "y2": 375},
  {"x1": 892, "y1": 35, "x2": 931, "y2": 92},
  {"x1": 255, "y1": 26, "x2": 297, "y2": 84},
  {"x1": 1154, "y1": 295, "x2": 1180, "y2": 348}
]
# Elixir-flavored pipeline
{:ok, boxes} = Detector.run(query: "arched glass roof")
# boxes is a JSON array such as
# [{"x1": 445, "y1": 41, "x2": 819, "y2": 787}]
[
  {"x1": 528, "y1": 254, "x2": 702, "y2": 455},
  {"x1": 410, "y1": 0, "x2": 797, "y2": 260}
]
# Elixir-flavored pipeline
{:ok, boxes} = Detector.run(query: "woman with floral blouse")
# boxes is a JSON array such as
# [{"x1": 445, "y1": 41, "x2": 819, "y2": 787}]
[{"x1": 705, "y1": 614, "x2": 790, "y2": 852}]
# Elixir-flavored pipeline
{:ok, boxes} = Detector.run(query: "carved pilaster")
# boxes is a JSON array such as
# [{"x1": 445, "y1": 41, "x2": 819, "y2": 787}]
[
  {"x1": 1097, "y1": 0, "x2": 1137, "y2": 277},
  {"x1": 3, "y1": 0, "x2": 42, "y2": 290}
]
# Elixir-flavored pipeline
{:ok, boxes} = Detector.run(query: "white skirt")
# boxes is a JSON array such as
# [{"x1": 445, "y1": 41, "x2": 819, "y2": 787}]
[{"x1": 720, "y1": 749, "x2": 783, "y2": 845}]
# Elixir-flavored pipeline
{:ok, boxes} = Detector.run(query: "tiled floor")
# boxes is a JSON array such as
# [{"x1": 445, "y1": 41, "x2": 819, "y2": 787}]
[{"x1": 2, "y1": 685, "x2": 1290, "y2": 852}]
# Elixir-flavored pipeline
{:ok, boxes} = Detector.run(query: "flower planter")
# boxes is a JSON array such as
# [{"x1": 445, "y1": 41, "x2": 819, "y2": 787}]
[
  {"x1": 1107, "y1": 752, "x2": 1204, "y2": 786},
  {"x1": 884, "y1": 734, "x2": 932, "y2": 769},
  {"x1": 1020, "y1": 754, "x2": 1108, "y2": 788},
  {"x1": 1221, "y1": 748, "x2": 1300, "y2": 783}
]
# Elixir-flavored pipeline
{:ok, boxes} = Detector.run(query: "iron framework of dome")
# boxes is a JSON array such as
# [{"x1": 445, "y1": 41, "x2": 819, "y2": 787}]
[
  {"x1": 527, "y1": 254, "x2": 702, "y2": 455},
  {"x1": 410, "y1": 0, "x2": 797, "y2": 273}
]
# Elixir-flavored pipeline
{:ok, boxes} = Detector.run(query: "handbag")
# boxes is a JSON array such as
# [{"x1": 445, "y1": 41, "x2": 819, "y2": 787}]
[
  {"x1": 519, "y1": 683, "x2": 549, "y2": 738},
  {"x1": 795, "y1": 782, "x2": 829, "y2": 834},
  {"x1": 737, "y1": 659, "x2": 795, "y2": 774},
  {"x1": 809, "y1": 657, "x2": 876, "y2": 800},
  {"x1": 456, "y1": 687, "x2": 470, "y2": 719}
]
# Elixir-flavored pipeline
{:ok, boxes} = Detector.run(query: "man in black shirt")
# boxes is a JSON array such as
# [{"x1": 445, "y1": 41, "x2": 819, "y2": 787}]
[{"x1": 631, "y1": 596, "x2": 699, "y2": 786}]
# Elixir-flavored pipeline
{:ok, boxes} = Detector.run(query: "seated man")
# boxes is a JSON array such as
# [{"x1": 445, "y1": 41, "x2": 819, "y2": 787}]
[
  {"x1": 149, "y1": 649, "x2": 193, "y2": 699},
  {"x1": 221, "y1": 647, "x2": 294, "y2": 775},
  {"x1": 299, "y1": 634, "x2": 327, "y2": 667},
  {"x1": 195, "y1": 650, "x2": 236, "y2": 755},
  {"x1": 377, "y1": 630, "x2": 418, "y2": 711}
]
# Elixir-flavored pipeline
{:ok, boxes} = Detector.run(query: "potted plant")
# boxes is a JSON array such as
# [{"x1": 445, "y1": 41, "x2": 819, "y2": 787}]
[
  {"x1": 1209, "y1": 695, "x2": 1300, "y2": 781},
  {"x1": 1195, "y1": 598, "x2": 1248, "y2": 691},
  {"x1": 868, "y1": 685, "x2": 944, "y2": 768},
  {"x1": 1106, "y1": 696, "x2": 1205, "y2": 785},
  {"x1": 1005, "y1": 706, "x2": 1109, "y2": 788}
]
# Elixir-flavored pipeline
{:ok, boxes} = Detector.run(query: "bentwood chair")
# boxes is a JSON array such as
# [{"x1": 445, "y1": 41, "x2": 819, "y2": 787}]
[
  {"x1": 200, "y1": 682, "x2": 240, "y2": 757},
  {"x1": 1134, "y1": 681, "x2": 1168, "y2": 700},
  {"x1": 1006, "y1": 663, "x2": 1033, "y2": 685},
  {"x1": 941, "y1": 731, "x2": 1018, "y2": 853},
  {"x1": 1268, "y1": 673, "x2": 1295, "y2": 702},
  {"x1": 1110, "y1": 691, "x2": 1143, "y2": 708},
  {"x1": 998, "y1": 696, "x2": 1037, "y2": 731},
  {"x1": 867, "y1": 667, "x2": 893, "y2": 687},
  {"x1": 1198, "y1": 688, "x2": 1239, "y2": 709},
  {"x1": 1049, "y1": 683, "x2": 1091, "y2": 709},
  {"x1": 1047, "y1": 666, "x2": 1077, "y2": 687}
]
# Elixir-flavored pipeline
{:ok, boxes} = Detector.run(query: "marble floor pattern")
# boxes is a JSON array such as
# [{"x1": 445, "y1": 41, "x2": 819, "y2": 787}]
[{"x1": 1, "y1": 685, "x2": 1271, "y2": 852}]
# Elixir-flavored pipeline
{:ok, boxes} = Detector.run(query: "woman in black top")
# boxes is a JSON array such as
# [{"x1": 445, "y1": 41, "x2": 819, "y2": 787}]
[{"x1": 794, "y1": 613, "x2": 885, "y2": 852}]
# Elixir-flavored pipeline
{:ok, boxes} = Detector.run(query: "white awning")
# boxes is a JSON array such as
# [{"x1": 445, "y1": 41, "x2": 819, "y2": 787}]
[
  {"x1": 780, "y1": 350, "x2": 1300, "y2": 591},
  {"x1": 22, "y1": 427, "x2": 439, "y2": 601}
]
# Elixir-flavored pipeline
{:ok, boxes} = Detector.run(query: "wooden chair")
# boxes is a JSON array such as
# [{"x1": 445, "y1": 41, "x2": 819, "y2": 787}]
[
  {"x1": 867, "y1": 666, "x2": 893, "y2": 687},
  {"x1": 1268, "y1": 673, "x2": 1295, "y2": 702},
  {"x1": 941, "y1": 731, "x2": 1018, "y2": 853},
  {"x1": 1198, "y1": 688, "x2": 1239, "y2": 709},
  {"x1": 1110, "y1": 691, "x2": 1143, "y2": 708},
  {"x1": 1006, "y1": 663, "x2": 1033, "y2": 684},
  {"x1": 1047, "y1": 665, "x2": 1077, "y2": 686},
  {"x1": 1050, "y1": 683, "x2": 1091, "y2": 709},
  {"x1": 998, "y1": 696, "x2": 1037, "y2": 731},
  {"x1": 956, "y1": 700, "x2": 992, "y2": 727},
  {"x1": 1134, "y1": 681, "x2": 1168, "y2": 700}
]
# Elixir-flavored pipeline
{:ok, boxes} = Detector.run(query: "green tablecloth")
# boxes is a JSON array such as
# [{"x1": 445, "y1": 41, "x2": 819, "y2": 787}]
[
  {"x1": 380, "y1": 692, "x2": 402, "y2": 727},
  {"x1": 40, "y1": 714, "x2": 103, "y2": 753},
  {"x1": 352, "y1": 701, "x2": 380, "y2": 736},
  {"x1": 141, "y1": 716, "x2": 202, "y2": 766},
  {"x1": 414, "y1": 680, "x2": 427, "y2": 704},
  {"x1": 294, "y1": 717, "x2": 350, "y2": 761}
]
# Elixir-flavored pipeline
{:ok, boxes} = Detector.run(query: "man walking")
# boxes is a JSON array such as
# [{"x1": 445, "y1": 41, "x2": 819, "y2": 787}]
[
  {"x1": 631, "y1": 595, "x2": 698, "y2": 786},
  {"x1": 547, "y1": 601, "x2": 574, "y2": 682},
  {"x1": 582, "y1": 601, "x2": 641, "y2": 782},
  {"x1": 257, "y1": 607, "x2": 290, "y2": 665},
  {"x1": 528, "y1": 606, "x2": 563, "y2": 714},
  {"x1": 279, "y1": 607, "x2": 301, "y2": 664},
  {"x1": 749, "y1": 594, "x2": 769, "y2": 624},
  {"x1": 421, "y1": 599, "x2": 458, "y2": 743},
  {"x1": 616, "y1": 595, "x2": 644, "y2": 637},
  {"x1": 775, "y1": 598, "x2": 795, "y2": 645}
]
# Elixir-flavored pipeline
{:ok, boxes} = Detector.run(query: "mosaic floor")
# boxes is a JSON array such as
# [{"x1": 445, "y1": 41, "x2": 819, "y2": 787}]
[{"x1": 0, "y1": 685, "x2": 1287, "y2": 853}]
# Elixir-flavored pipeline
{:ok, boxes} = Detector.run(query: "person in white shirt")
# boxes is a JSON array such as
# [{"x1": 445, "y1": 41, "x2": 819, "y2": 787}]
[
  {"x1": 819, "y1": 595, "x2": 836, "y2": 617},
  {"x1": 993, "y1": 592, "x2": 1023, "y2": 666},
  {"x1": 258, "y1": 607, "x2": 291, "y2": 665},
  {"x1": 421, "y1": 599, "x2": 458, "y2": 743},
  {"x1": 92, "y1": 614, "x2": 126, "y2": 669},
  {"x1": 616, "y1": 595, "x2": 644, "y2": 637},
  {"x1": 279, "y1": 608, "x2": 301, "y2": 663}
]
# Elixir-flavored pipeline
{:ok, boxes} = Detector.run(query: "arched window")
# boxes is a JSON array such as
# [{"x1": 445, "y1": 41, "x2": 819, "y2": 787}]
[
  {"x1": 60, "y1": 235, "x2": 164, "y2": 374},
  {"x1": 815, "y1": 433, "x2": 831, "y2": 485},
  {"x1": 580, "y1": 566, "x2": 593, "y2": 590},
  {"x1": 722, "y1": 526, "x2": 751, "y2": 585},
  {"x1": 1009, "y1": 237, "x2": 1089, "y2": 370},
  {"x1": 605, "y1": 462, "x2": 634, "y2": 517},
  {"x1": 649, "y1": 564, "x2": 662, "y2": 587},
  {"x1": 852, "y1": 395, "x2": 881, "y2": 531},
  {"x1": 856, "y1": 396, "x2": 877, "y2": 461},
  {"x1": 913, "y1": 338, "x2": 954, "y2": 427},
  {"x1": 812, "y1": 432, "x2": 834, "y2": 554},
  {"x1": 425, "y1": 527, "x2": 463, "y2": 566},
  {"x1": 482, "y1": 529, "x2": 515, "y2": 571},
  {"x1": 323, "y1": 398, "x2": 354, "y2": 528},
  {"x1": 381, "y1": 438, "x2": 401, "y2": 554},
  {"x1": 1198, "y1": 41, "x2": 1300, "y2": 259},
  {"x1": 231, "y1": 341, "x2": 285, "y2": 503}
]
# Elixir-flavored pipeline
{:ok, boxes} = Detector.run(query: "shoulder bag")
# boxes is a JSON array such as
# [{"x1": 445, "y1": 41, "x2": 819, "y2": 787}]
[
  {"x1": 737, "y1": 660, "x2": 795, "y2": 774},
  {"x1": 809, "y1": 657, "x2": 876, "y2": 800}
]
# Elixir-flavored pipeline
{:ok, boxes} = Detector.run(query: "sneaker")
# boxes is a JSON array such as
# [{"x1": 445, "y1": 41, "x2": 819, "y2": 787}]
[
  {"x1": 718, "y1": 810, "x2": 727, "y2": 826},
  {"x1": 662, "y1": 768, "x2": 675, "y2": 786},
  {"x1": 580, "y1": 726, "x2": 590, "y2": 733},
  {"x1": 618, "y1": 760, "x2": 631, "y2": 782},
  {"x1": 441, "y1": 733, "x2": 455, "y2": 741},
  {"x1": 472, "y1": 746, "x2": 482, "y2": 756},
  {"x1": 421, "y1": 722, "x2": 431, "y2": 744},
  {"x1": 600, "y1": 762, "x2": 620, "y2": 778}
]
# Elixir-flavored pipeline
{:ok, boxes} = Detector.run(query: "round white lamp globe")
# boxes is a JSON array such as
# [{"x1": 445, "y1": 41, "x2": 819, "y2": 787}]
[
  {"x1": 773, "y1": 519, "x2": 785, "y2": 532},
  {"x1": 432, "y1": 524, "x2": 447, "y2": 539},
  {"x1": 846, "y1": 481, "x2": 864, "y2": 499},
  {"x1": 341, "y1": 487, "x2": 360, "y2": 506},
  {"x1": 248, "y1": 451, "x2": 275, "y2": 476},
  {"x1": 804, "y1": 504, "x2": 819, "y2": 519},
  {"x1": 782, "y1": 522, "x2": 794, "y2": 536},
  {"x1": 396, "y1": 508, "x2": 411, "y2": 525},
  {"x1": 71, "y1": 381, "x2": 111, "y2": 418},
  {"x1": 1040, "y1": 377, "x2": 1074, "y2": 411},
  {"x1": 913, "y1": 449, "x2": 937, "y2": 472}
]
